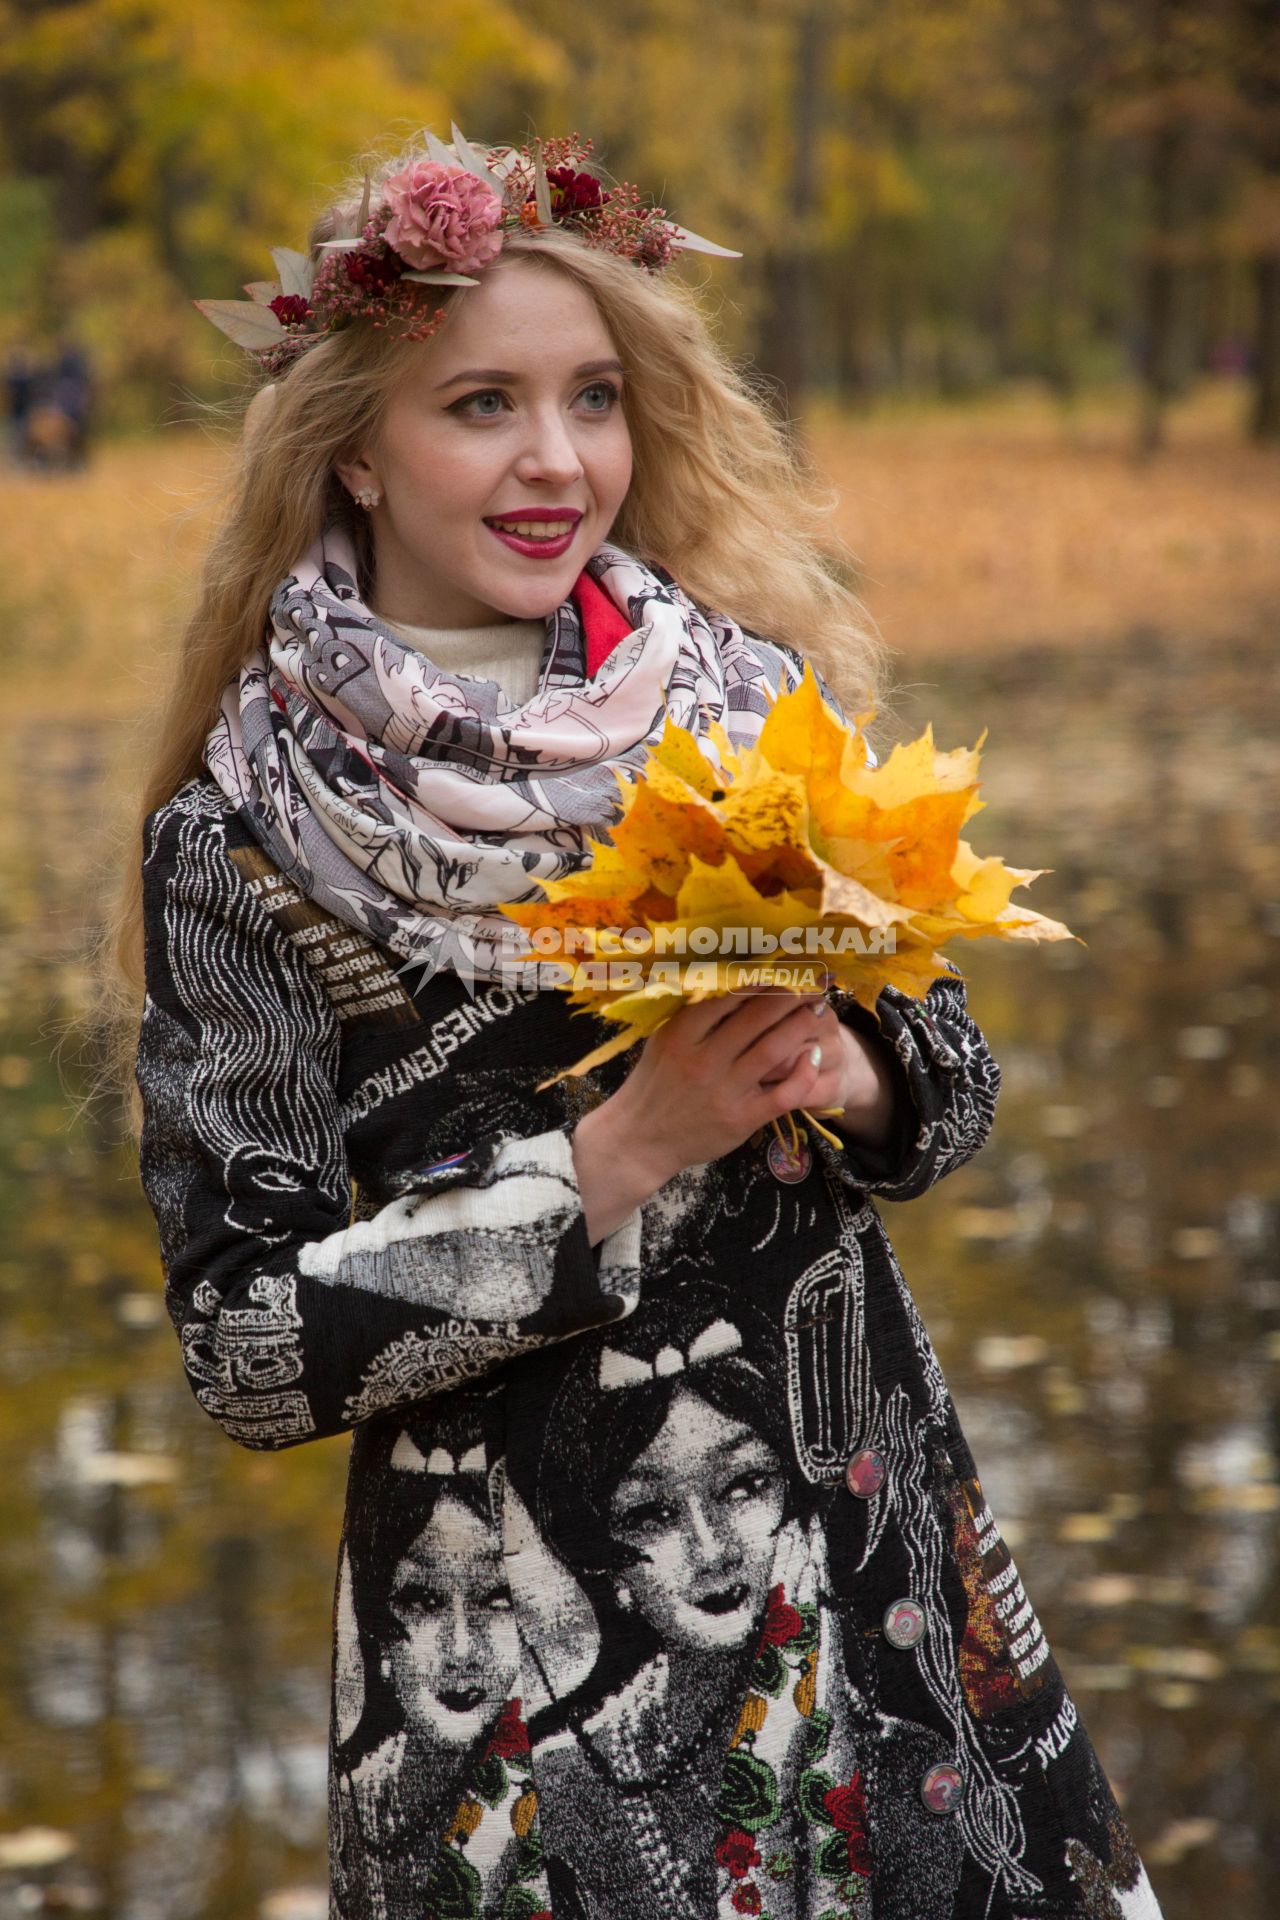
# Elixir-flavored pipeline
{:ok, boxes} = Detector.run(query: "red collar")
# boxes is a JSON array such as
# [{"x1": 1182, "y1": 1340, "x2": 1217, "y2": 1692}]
[{"x1": 571, "y1": 570, "x2": 636, "y2": 679}]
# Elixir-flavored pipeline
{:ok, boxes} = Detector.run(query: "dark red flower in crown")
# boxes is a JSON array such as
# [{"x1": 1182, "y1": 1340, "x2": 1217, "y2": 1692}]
[
  {"x1": 194, "y1": 126, "x2": 739, "y2": 367},
  {"x1": 758, "y1": 1583, "x2": 805, "y2": 1652},
  {"x1": 344, "y1": 248, "x2": 405, "y2": 295},
  {"x1": 715, "y1": 1830, "x2": 762, "y2": 1880},
  {"x1": 268, "y1": 294, "x2": 311, "y2": 326},
  {"x1": 485, "y1": 1698, "x2": 530, "y2": 1760},
  {"x1": 823, "y1": 1770, "x2": 872, "y2": 1877},
  {"x1": 731, "y1": 1885, "x2": 763, "y2": 1915},
  {"x1": 546, "y1": 165, "x2": 607, "y2": 213}
]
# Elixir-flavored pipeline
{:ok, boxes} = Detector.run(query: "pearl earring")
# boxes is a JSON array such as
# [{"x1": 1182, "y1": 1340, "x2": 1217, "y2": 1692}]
[
  {"x1": 354, "y1": 485, "x2": 382, "y2": 510},
  {"x1": 616, "y1": 1585, "x2": 633, "y2": 1610}
]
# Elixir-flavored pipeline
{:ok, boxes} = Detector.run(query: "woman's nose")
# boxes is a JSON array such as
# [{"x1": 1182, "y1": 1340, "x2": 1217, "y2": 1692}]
[
  {"x1": 683, "y1": 1493, "x2": 733, "y2": 1567},
  {"x1": 514, "y1": 408, "x2": 585, "y2": 487},
  {"x1": 443, "y1": 1592, "x2": 473, "y2": 1661}
]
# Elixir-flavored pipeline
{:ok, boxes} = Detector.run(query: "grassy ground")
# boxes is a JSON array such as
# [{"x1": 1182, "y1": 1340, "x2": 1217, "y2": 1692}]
[
  {"x1": 809, "y1": 378, "x2": 1279, "y2": 661},
  {"x1": 3, "y1": 377, "x2": 1276, "y2": 727}
]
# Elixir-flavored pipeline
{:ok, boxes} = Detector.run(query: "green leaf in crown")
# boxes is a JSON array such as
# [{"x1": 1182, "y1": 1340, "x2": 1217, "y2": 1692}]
[
  {"x1": 717, "y1": 1748, "x2": 782, "y2": 1833},
  {"x1": 424, "y1": 1842, "x2": 484, "y2": 1920}
]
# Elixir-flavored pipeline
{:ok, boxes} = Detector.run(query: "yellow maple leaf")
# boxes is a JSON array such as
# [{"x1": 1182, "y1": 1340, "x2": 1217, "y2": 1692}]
[{"x1": 498, "y1": 662, "x2": 1080, "y2": 1137}]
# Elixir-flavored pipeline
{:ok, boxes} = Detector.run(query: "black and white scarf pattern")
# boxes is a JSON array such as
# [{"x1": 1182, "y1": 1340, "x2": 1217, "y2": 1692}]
[{"x1": 204, "y1": 522, "x2": 806, "y2": 987}]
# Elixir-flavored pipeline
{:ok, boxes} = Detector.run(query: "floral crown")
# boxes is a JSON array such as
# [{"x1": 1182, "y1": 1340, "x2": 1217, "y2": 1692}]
[{"x1": 196, "y1": 125, "x2": 740, "y2": 377}]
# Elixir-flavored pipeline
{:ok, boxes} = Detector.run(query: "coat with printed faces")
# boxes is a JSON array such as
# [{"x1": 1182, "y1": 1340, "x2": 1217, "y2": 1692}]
[{"x1": 134, "y1": 771, "x2": 1165, "y2": 1920}]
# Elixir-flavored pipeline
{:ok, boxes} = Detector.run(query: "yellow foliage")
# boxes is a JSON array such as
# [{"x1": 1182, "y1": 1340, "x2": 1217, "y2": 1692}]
[{"x1": 500, "y1": 661, "x2": 1077, "y2": 1089}]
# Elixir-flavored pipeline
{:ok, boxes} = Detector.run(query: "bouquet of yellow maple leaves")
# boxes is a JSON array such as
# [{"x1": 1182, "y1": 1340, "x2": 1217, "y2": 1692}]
[{"x1": 499, "y1": 663, "x2": 1076, "y2": 1152}]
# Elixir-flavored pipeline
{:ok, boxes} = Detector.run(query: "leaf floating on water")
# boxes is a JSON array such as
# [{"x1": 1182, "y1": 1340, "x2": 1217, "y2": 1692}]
[
  {"x1": 1146, "y1": 1818, "x2": 1221, "y2": 1867},
  {"x1": 0, "y1": 1828, "x2": 77, "y2": 1869},
  {"x1": 1128, "y1": 1645, "x2": 1224, "y2": 1682},
  {"x1": 1148, "y1": 1681, "x2": 1197, "y2": 1711},
  {"x1": 1143, "y1": 1075, "x2": 1183, "y2": 1108},
  {"x1": 1066, "y1": 1574, "x2": 1142, "y2": 1608},
  {"x1": 1068, "y1": 1663, "x2": 1135, "y2": 1692},
  {"x1": 951, "y1": 1205, "x2": 1024, "y2": 1241},
  {"x1": 116, "y1": 1293, "x2": 166, "y2": 1329},
  {"x1": 1040, "y1": 1103, "x2": 1088, "y2": 1138},
  {"x1": 1058, "y1": 1512, "x2": 1117, "y2": 1544},
  {"x1": 1176, "y1": 1024, "x2": 1231, "y2": 1060},
  {"x1": 1233, "y1": 1624, "x2": 1280, "y2": 1672},
  {"x1": 69, "y1": 1451, "x2": 179, "y2": 1488},
  {"x1": 1193, "y1": 1481, "x2": 1280, "y2": 1514},
  {"x1": 1170, "y1": 1226, "x2": 1222, "y2": 1259},
  {"x1": 973, "y1": 1334, "x2": 1050, "y2": 1372},
  {"x1": 260, "y1": 1891, "x2": 330, "y2": 1920}
]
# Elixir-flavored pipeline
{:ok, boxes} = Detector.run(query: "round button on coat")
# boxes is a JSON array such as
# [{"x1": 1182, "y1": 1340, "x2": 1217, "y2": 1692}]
[
  {"x1": 883, "y1": 1597, "x2": 926, "y2": 1649},
  {"x1": 920, "y1": 1762, "x2": 964, "y2": 1814},
  {"x1": 766, "y1": 1133, "x2": 813, "y2": 1183},
  {"x1": 844, "y1": 1448, "x2": 887, "y2": 1498}
]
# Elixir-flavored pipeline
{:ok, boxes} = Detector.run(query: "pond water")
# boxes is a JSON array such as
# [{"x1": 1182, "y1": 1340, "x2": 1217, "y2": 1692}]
[{"x1": 0, "y1": 627, "x2": 1275, "y2": 1918}]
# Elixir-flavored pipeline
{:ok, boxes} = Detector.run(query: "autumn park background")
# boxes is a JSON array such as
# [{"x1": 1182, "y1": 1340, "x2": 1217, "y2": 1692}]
[{"x1": 0, "y1": 0, "x2": 1278, "y2": 1914}]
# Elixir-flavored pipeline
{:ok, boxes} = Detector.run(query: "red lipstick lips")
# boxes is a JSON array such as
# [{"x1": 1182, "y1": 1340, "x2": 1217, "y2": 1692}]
[{"x1": 483, "y1": 506, "x2": 584, "y2": 561}]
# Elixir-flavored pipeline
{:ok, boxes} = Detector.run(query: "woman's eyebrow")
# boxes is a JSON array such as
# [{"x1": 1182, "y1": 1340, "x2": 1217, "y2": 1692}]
[
  {"x1": 615, "y1": 1464, "x2": 663, "y2": 1486},
  {"x1": 433, "y1": 358, "x2": 625, "y2": 391}
]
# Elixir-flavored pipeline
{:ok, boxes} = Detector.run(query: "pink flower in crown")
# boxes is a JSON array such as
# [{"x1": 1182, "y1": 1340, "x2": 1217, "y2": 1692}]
[{"x1": 382, "y1": 160, "x2": 505, "y2": 275}]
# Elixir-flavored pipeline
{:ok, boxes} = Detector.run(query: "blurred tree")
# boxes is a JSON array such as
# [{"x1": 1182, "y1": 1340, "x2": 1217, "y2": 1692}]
[
  {"x1": 758, "y1": 2, "x2": 826, "y2": 424},
  {"x1": 1232, "y1": 0, "x2": 1280, "y2": 439},
  {"x1": 0, "y1": 0, "x2": 566, "y2": 418},
  {"x1": 1094, "y1": 0, "x2": 1247, "y2": 454},
  {"x1": 0, "y1": 0, "x2": 1270, "y2": 433}
]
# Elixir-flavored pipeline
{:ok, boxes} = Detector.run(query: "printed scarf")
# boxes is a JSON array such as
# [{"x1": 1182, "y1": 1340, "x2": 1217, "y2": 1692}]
[{"x1": 204, "y1": 521, "x2": 807, "y2": 987}]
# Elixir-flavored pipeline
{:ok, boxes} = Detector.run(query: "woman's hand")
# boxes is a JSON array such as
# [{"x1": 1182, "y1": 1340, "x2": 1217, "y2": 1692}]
[
  {"x1": 769, "y1": 1017, "x2": 901, "y2": 1154},
  {"x1": 572, "y1": 985, "x2": 880, "y2": 1245}
]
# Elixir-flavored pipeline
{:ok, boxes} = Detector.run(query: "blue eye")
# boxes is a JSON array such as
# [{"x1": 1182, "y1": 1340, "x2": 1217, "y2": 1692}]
[
  {"x1": 452, "y1": 389, "x2": 506, "y2": 418},
  {"x1": 578, "y1": 381, "x2": 619, "y2": 412}
]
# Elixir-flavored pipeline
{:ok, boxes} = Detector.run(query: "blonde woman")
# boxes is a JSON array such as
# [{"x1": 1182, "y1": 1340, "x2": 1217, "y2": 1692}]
[{"x1": 116, "y1": 131, "x2": 1164, "y2": 1918}]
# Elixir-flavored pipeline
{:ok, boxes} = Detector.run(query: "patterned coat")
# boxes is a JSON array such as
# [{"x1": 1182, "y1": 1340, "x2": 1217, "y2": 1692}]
[{"x1": 134, "y1": 773, "x2": 1165, "y2": 1920}]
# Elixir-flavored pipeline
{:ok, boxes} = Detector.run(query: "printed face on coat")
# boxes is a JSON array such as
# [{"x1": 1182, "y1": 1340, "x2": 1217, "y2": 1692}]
[
  {"x1": 336, "y1": 254, "x2": 635, "y2": 629},
  {"x1": 387, "y1": 1493, "x2": 519, "y2": 1747},
  {"x1": 607, "y1": 1385, "x2": 787, "y2": 1652}
]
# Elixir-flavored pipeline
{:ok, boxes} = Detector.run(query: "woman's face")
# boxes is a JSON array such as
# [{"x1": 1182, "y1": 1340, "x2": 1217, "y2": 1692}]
[
  {"x1": 608, "y1": 1385, "x2": 787, "y2": 1653},
  {"x1": 387, "y1": 1494, "x2": 519, "y2": 1748},
  {"x1": 336, "y1": 255, "x2": 634, "y2": 629}
]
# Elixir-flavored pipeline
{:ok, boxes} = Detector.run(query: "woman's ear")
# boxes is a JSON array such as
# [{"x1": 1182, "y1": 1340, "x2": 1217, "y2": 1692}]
[{"x1": 334, "y1": 446, "x2": 380, "y2": 501}]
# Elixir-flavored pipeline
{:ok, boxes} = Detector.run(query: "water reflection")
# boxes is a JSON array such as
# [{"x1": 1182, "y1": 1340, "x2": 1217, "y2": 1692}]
[{"x1": 1, "y1": 629, "x2": 1276, "y2": 1916}]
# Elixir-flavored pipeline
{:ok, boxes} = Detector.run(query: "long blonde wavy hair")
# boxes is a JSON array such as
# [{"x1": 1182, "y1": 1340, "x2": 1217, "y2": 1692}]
[{"x1": 86, "y1": 146, "x2": 888, "y2": 1142}]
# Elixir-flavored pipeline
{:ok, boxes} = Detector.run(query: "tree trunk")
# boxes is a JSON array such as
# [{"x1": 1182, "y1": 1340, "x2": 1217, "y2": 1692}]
[
  {"x1": 1137, "y1": 106, "x2": 1187, "y2": 457},
  {"x1": 1251, "y1": 252, "x2": 1280, "y2": 440},
  {"x1": 1044, "y1": 95, "x2": 1089, "y2": 404},
  {"x1": 758, "y1": 5, "x2": 824, "y2": 425}
]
